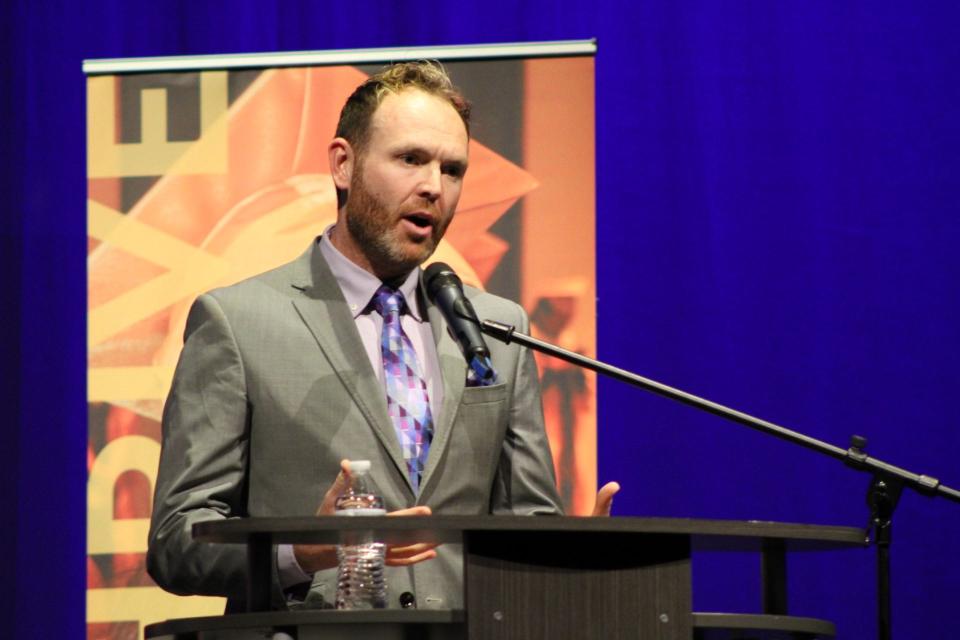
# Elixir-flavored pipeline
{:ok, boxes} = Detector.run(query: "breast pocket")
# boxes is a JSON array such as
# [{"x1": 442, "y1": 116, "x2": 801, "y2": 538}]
[
  {"x1": 460, "y1": 382, "x2": 508, "y2": 405},
  {"x1": 445, "y1": 383, "x2": 510, "y2": 496}
]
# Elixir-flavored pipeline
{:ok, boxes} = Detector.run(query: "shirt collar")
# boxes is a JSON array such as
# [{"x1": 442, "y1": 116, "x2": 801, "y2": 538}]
[{"x1": 318, "y1": 226, "x2": 426, "y2": 321}]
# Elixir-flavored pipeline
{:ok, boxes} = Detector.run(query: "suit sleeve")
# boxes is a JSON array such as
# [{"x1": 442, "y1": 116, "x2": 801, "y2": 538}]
[
  {"x1": 147, "y1": 293, "x2": 283, "y2": 604},
  {"x1": 489, "y1": 303, "x2": 565, "y2": 516}
]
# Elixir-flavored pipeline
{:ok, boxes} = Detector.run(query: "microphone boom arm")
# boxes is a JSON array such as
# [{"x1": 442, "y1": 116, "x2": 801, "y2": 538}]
[{"x1": 480, "y1": 319, "x2": 960, "y2": 504}]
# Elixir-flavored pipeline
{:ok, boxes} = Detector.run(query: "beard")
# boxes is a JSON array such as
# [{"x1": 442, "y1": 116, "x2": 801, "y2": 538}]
[{"x1": 344, "y1": 164, "x2": 448, "y2": 279}]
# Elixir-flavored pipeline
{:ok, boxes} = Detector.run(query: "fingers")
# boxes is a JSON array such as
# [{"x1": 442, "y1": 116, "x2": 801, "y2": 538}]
[
  {"x1": 389, "y1": 542, "x2": 438, "y2": 554},
  {"x1": 386, "y1": 542, "x2": 440, "y2": 566},
  {"x1": 386, "y1": 506, "x2": 432, "y2": 517},
  {"x1": 383, "y1": 506, "x2": 437, "y2": 564},
  {"x1": 591, "y1": 481, "x2": 621, "y2": 517},
  {"x1": 387, "y1": 549, "x2": 438, "y2": 566}
]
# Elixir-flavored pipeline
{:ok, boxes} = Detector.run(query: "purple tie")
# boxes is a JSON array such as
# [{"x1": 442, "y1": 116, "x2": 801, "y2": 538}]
[{"x1": 372, "y1": 286, "x2": 434, "y2": 493}]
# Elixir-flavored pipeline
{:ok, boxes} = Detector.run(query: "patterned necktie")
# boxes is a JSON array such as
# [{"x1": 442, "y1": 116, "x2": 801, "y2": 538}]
[{"x1": 372, "y1": 286, "x2": 434, "y2": 493}]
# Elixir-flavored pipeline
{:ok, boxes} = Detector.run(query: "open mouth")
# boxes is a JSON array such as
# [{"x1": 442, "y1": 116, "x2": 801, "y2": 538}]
[{"x1": 403, "y1": 212, "x2": 434, "y2": 229}]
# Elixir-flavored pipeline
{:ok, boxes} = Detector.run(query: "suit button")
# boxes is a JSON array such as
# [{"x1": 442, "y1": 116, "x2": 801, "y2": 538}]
[{"x1": 399, "y1": 592, "x2": 416, "y2": 608}]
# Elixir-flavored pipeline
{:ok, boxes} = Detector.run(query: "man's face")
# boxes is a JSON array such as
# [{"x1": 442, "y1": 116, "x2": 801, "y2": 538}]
[{"x1": 340, "y1": 89, "x2": 469, "y2": 280}]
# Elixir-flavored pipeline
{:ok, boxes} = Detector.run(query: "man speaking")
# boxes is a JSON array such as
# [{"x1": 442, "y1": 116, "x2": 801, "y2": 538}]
[{"x1": 147, "y1": 61, "x2": 617, "y2": 612}]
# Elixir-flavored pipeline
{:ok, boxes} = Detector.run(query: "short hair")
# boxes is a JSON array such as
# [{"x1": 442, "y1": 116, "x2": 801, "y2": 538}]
[{"x1": 335, "y1": 61, "x2": 472, "y2": 152}]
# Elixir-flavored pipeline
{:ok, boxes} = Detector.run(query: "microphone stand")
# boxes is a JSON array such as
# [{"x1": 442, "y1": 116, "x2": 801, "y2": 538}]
[{"x1": 481, "y1": 319, "x2": 960, "y2": 640}]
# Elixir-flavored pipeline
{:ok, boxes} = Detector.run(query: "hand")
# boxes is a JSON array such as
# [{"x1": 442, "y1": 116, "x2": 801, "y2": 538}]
[
  {"x1": 591, "y1": 481, "x2": 621, "y2": 517},
  {"x1": 293, "y1": 460, "x2": 439, "y2": 573},
  {"x1": 381, "y1": 507, "x2": 439, "y2": 566}
]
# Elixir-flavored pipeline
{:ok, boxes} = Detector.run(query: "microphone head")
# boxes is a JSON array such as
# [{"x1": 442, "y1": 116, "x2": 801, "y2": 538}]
[
  {"x1": 423, "y1": 261, "x2": 492, "y2": 362},
  {"x1": 424, "y1": 262, "x2": 461, "y2": 303}
]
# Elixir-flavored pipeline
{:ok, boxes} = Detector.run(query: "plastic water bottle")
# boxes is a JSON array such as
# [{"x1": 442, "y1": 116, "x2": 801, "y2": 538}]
[{"x1": 335, "y1": 460, "x2": 388, "y2": 609}]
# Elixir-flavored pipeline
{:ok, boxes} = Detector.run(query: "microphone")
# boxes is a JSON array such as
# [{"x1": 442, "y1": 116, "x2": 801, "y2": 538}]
[{"x1": 423, "y1": 262, "x2": 496, "y2": 384}]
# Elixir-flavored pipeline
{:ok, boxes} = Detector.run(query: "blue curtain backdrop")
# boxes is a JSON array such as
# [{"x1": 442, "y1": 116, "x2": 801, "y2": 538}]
[{"x1": 4, "y1": 1, "x2": 958, "y2": 637}]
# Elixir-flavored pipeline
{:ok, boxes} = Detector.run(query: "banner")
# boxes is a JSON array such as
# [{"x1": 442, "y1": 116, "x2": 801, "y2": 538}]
[{"x1": 86, "y1": 47, "x2": 595, "y2": 638}]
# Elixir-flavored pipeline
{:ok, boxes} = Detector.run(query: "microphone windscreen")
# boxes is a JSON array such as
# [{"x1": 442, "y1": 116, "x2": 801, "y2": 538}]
[{"x1": 424, "y1": 262, "x2": 460, "y2": 303}]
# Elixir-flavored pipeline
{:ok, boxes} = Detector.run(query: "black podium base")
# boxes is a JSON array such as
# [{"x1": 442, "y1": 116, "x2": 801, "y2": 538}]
[
  {"x1": 146, "y1": 609, "x2": 464, "y2": 640},
  {"x1": 146, "y1": 610, "x2": 836, "y2": 640}
]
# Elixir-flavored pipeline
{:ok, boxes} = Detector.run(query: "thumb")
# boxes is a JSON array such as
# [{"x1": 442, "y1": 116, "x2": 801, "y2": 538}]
[
  {"x1": 317, "y1": 459, "x2": 352, "y2": 515},
  {"x1": 591, "y1": 481, "x2": 621, "y2": 517}
]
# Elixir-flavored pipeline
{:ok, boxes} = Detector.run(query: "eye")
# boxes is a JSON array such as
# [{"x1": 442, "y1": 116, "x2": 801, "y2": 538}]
[
  {"x1": 400, "y1": 153, "x2": 421, "y2": 165},
  {"x1": 442, "y1": 163, "x2": 466, "y2": 179}
]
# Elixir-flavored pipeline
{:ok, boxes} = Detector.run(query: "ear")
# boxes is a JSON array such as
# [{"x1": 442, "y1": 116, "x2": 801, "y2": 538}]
[{"x1": 328, "y1": 137, "x2": 355, "y2": 191}]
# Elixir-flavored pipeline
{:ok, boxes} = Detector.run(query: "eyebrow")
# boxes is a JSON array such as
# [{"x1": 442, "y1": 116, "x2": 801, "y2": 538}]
[{"x1": 397, "y1": 145, "x2": 468, "y2": 172}]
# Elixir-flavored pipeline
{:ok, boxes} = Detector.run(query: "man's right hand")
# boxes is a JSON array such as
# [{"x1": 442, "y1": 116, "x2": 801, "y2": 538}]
[{"x1": 293, "y1": 459, "x2": 439, "y2": 574}]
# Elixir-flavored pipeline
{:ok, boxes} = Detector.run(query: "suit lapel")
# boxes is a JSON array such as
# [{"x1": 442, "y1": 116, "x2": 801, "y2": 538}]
[
  {"x1": 289, "y1": 243, "x2": 413, "y2": 492},
  {"x1": 419, "y1": 284, "x2": 466, "y2": 494}
]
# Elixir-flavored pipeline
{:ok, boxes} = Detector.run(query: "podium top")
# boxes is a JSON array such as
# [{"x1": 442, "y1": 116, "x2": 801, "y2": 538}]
[{"x1": 193, "y1": 515, "x2": 865, "y2": 552}]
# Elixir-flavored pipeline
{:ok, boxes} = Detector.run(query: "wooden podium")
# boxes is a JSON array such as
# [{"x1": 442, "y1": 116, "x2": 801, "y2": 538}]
[{"x1": 145, "y1": 516, "x2": 865, "y2": 640}]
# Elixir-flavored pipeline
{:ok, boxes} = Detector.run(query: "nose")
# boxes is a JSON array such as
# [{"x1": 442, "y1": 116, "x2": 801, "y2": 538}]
[{"x1": 417, "y1": 164, "x2": 442, "y2": 203}]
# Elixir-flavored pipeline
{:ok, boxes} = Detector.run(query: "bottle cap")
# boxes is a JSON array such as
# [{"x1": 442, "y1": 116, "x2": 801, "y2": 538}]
[{"x1": 347, "y1": 460, "x2": 371, "y2": 474}]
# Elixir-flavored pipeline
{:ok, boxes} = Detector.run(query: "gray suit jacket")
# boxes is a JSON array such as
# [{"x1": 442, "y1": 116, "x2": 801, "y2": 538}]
[{"x1": 147, "y1": 239, "x2": 562, "y2": 611}]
